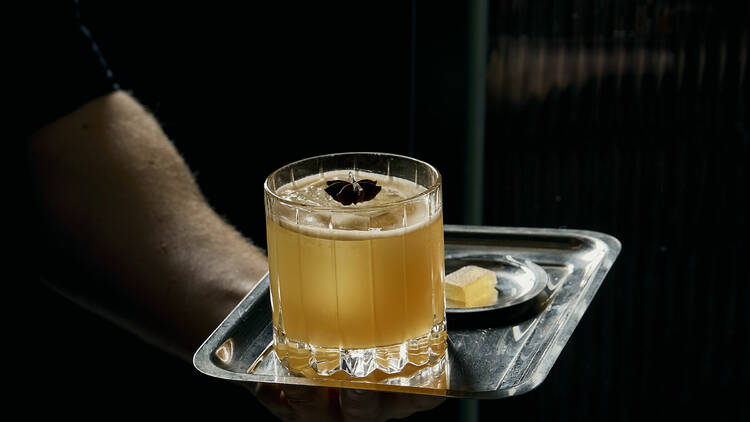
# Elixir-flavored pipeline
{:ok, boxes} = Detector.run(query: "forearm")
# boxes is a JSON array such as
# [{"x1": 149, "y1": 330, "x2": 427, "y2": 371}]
[{"x1": 27, "y1": 91, "x2": 268, "y2": 361}]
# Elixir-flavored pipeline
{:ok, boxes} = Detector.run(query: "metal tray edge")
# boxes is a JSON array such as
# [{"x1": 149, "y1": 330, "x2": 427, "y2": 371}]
[{"x1": 493, "y1": 226, "x2": 621, "y2": 398}]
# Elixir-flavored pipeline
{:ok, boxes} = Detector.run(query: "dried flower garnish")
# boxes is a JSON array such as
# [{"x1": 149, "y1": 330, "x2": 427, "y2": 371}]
[{"x1": 325, "y1": 172, "x2": 382, "y2": 205}]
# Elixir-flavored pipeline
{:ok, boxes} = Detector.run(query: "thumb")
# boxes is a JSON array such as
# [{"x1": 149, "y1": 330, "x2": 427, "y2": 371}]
[
  {"x1": 282, "y1": 385, "x2": 336, "y2": 421},
  {"x1": 339, "y1": 389, "x2": 382, "y2": 422}
]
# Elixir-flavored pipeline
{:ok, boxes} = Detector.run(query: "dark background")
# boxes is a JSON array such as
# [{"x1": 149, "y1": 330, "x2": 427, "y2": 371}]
[{"x1": 25, "y1": 1, "x2": 748, "y2": 420}]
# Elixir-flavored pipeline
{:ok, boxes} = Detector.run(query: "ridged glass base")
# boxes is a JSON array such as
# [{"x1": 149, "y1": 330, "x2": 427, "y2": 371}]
[{"x1": 273, "y1": 321, "x2": 447, "y2": 378}]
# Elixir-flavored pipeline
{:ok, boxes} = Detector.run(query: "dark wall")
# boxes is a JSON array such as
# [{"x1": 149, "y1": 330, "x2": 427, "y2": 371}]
[
  {"x1": 79, "y1": 1, "x2": 416, "y2": 246},
  {"x1": 24, "y1": 1, "x2": 748, "y2": 420},
  {"x1": 478, "y1": 1, "x2": 749, "y2": 420}
]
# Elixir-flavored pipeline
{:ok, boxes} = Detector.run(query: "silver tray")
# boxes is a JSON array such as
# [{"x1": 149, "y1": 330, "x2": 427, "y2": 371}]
[{"x1": 193, "y1": 225, "x2": 621, "y2": 399}]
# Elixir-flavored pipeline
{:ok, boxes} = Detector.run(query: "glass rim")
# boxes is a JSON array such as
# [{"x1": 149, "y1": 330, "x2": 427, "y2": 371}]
[{"x1": 264, "y1": 152, "x2": 442, "y2": 212}]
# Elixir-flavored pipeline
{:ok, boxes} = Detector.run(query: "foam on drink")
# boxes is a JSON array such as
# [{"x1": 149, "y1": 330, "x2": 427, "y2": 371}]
[{"x1": 272, "y1": 170, "x2": 439, "y2": 239}]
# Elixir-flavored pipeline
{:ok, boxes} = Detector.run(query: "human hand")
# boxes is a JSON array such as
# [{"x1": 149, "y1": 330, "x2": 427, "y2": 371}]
[{"x1": 248, "y1": 383, "x2": 445, "y2": 421}]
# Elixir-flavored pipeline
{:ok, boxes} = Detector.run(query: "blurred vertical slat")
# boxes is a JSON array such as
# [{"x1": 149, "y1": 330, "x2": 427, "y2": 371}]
[
  {"x1": 464, "y1": 0, "x2": 489, "y2": 227},
  {"x1": 474, "y1": 1, "x2": 749, "y2": 420},
  {"x1": 412, "y1": 2, "x2": 746, "y2": 420}
]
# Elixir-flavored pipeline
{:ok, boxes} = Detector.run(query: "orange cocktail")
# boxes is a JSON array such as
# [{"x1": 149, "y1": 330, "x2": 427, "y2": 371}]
[{"x1": 264, "y1": 153, "x2": 446, "y2": 377}]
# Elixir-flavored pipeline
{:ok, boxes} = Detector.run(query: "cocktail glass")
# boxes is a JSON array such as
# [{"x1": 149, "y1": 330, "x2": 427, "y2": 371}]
[{"x1": 264, "y1": 152, "x2": 446, "y2": 378}]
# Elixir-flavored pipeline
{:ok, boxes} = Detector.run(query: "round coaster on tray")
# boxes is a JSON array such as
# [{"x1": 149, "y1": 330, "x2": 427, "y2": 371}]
[{"x1": 445, "y1": 254, "x2": 549, "y2": 314}]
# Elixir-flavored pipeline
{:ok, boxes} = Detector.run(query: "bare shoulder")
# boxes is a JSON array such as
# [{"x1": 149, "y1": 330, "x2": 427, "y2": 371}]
[
  {"x1": 29, "y1": 90, "x2": 144, "y2": 145},
  {"x1": 27, "y1": 90, "x2": 184, "y2": 184}
]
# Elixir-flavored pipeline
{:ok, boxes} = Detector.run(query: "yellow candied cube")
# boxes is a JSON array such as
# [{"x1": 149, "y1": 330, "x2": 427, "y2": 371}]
[{"x1": 445, "y1": 265, "x2": 498, "y2": 307}]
